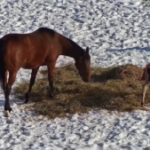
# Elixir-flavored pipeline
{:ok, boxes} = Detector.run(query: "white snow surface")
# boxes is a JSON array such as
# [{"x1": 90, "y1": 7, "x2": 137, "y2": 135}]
[{"x1": 0, "y1": 0, "x2": 150, "y2": 149}]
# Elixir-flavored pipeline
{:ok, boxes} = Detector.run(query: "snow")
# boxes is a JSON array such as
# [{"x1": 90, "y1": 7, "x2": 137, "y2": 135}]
[{"x1": 0, "y1": 0, "x2": 150, "y2": 149}]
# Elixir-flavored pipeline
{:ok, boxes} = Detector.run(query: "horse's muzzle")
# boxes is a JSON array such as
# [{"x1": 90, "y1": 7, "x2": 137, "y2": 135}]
[{"x1": 82, "y1": 78, "x2": 91, "y2": 82}]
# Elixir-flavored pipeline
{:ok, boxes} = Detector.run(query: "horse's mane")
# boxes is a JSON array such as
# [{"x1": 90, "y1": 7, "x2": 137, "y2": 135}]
[
  {"x1": 38, "y1": 27, "x2": 85, "y2": 58},
  {"x1": 38, "y1": 27, "x2": 55, "y2": 37},
  {"x1": 57, "y1": 32, "x2": 84, "y2": 58}
]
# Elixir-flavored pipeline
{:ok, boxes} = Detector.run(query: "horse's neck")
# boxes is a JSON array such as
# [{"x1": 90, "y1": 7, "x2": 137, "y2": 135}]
[
  {"x1": 58, "y1": 34, "x2": 84, "y2": 60},
  {"x1": 62, "y1": 47, "x2": 84, "y2": 60}
]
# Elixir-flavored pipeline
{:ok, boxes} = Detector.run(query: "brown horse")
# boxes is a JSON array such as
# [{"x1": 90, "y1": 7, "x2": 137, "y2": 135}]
[{"x1": 0, "y1": 27, "x2": 91, "y2": 117}]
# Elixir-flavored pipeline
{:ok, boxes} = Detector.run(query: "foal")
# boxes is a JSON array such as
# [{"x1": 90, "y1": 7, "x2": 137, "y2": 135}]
[
  {"x1": 0, "y1": 27, "x2": 91, "y2": 117},
  {"x1": 141, "y1": 63, "x2": 150, "y2": 106}
]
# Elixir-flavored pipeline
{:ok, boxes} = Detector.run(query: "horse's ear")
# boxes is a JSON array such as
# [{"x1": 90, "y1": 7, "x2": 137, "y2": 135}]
[
  {"x1": 86, "y1": 47, "x2": 89, "y2": 54},
  {"x1": 84, "y1": 47, "x2": 89, "y2": 58}
]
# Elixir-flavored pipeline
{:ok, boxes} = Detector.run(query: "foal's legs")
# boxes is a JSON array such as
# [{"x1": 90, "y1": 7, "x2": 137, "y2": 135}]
[
  {"x1": 141, "y1": 68, "x2": 150, "y2": 106},
  {"x1": 4, "y1": 71, "x2": 17, "y2": 112},
  {"x1": 47, "y1": 61, "x2": 57, "y2": 97},
  {"x1": 25, "y1": 67, "x2": 39, "y2": 103}
]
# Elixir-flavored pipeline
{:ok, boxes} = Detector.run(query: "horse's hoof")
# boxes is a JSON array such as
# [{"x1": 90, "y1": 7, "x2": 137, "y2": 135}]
[
  {"x1": 5, "y1": 111, "x2": 11, "y2": 118},
  {"x1": 50, "y1": 94, "x2": 55, "y2": 99},
  {"x1": 5, "y1": 107, "x2": 12, "y2": 112},
  {"x1": 24, "y1": 100, "x2": 29, "y2": 103},
  {"x1": 55, "y1": 87, "x2": 59, "y2": 93},
  {"x1": 49, "y1": 92, "x2": 56, "y2": 98}
]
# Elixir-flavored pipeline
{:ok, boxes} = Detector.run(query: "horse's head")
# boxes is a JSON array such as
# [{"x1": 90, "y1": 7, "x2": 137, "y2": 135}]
[{"x1": 75, "y1": 47, "x2": 91, "y2": 82}]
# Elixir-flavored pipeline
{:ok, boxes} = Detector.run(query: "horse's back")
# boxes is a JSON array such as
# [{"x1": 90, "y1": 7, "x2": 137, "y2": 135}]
[{"x1": 2, "y1": 28, "x2": 61, "y2": 70}]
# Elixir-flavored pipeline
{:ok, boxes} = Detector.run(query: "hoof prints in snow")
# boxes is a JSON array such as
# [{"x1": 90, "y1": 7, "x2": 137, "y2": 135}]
[{"x1": 0, "y1": 0, "x2": 150, "y2": 150}]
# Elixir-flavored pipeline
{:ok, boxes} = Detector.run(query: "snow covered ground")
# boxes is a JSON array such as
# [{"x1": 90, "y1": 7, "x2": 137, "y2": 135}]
[{"x1": 0, "y1": 0, "x2": 150, "y2": 149}]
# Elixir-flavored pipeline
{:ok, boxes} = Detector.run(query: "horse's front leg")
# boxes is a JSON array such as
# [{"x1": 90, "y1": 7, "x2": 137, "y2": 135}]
[
  {"x1": 25, "y1": 67, "x2": 39, "y2": 103},
  {"x1": 47, "y1": 61, "x2": 58, "y2": 98}
]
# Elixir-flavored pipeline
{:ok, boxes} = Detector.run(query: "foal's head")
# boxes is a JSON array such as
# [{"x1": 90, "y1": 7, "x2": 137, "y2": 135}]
[{"x1": 75, "y1": 47, "x2": 91, "y2": 82}]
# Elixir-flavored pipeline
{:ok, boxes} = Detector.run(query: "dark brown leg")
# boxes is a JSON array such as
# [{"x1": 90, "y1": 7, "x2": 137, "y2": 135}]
[
  {"x1": 25, "y1": 67, "x2": 39, "y2": 103},
  {"x1": 47, "y1": 61, "x2": 58, "y2": 97},
  {"x1": 3, "y1": 70, "x2": 8, "y2": 90},
  {"x1": 4, "y1": 71, "x2": 17, "y2": 112}
]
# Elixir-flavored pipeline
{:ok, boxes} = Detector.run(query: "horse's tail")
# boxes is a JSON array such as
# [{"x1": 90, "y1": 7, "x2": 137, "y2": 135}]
[{"x1": 0, "y1": 39, "x2": 6, "y2": 90}]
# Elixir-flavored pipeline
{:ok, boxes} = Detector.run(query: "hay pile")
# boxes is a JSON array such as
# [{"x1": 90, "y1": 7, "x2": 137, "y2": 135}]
[{"x1": 14, "y1": 64, "x2": 148, "y2": 119}]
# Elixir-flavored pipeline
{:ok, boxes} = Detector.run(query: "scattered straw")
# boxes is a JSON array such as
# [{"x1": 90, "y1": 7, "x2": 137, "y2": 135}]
[{"x1": 14, "y1": 64, "x2": 149, "y2": 119}]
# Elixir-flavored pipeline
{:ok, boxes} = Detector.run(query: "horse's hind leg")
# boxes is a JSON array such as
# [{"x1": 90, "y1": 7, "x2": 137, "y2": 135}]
[
  {"x1": 25, "y1": 67, "x2": 39, "y2": 103},
  {"x1": 3, "y1": 70, "x2": 8, "y2": 90},
  {"x1": 4, "y1": 71, "x2": 17, "y2": 114}
]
